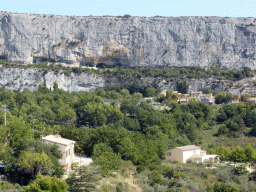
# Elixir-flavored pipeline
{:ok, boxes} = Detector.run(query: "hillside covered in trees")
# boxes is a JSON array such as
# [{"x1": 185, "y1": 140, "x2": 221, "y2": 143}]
[{"x1": 1, "y1": 78, "x2": 256, "y2": 191}]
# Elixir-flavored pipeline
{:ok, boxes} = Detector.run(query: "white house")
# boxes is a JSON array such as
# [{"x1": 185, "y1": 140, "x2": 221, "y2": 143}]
[
  {"x1": 166, "y1": 145, "x2": 219, "y2": 163},
  {"x1": 40, "y1": 132, "x2": 76, "y2": 172}
]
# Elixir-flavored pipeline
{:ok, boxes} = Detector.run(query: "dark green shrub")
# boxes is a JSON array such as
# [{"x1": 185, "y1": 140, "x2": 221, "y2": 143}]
[
  {"x1": 213, "y1": 182, "x2": 240, "y2": 192},
  {"x1": 161, "y1": 165, "x2": 174, "y2": 179},
  {"x1": 136, "y1": 165, "x2": 146, "y2": 174},
  {"x1": 232, "y1": 165, "x2": 248, "y2": 176}
]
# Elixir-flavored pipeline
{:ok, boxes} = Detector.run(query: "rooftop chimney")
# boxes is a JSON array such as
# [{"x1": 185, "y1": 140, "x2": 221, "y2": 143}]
[{"x1": 55, "y1": 131, "x2": 60, "y2": 138}]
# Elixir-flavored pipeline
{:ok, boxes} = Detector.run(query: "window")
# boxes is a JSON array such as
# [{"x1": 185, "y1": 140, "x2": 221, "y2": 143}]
[
  {"x1": 66, "y1": 151, "x2": 68, "y2": 157},
  {"x1": 168, "y1": 152, "x2": 171, "y2": 156},
  {"x1": 69, "y1": 149, "x2": 70, "y2": 156}
]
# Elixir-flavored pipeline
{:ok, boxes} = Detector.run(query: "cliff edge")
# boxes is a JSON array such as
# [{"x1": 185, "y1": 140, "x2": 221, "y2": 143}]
[{"x1": 1, "y1": 12, "x2": 256, "y2": 69}]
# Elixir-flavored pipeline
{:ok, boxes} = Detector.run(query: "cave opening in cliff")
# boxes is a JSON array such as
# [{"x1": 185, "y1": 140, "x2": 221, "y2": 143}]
[
  {"x1": 80, "y1": 62, "x2": 94, "y2": 67},
  {"x1": 0, "y1": 55, "x2": 6, "y2": 61},
  {"x1": 96, "y1": 63, "x2": 109, "y2": 68}
]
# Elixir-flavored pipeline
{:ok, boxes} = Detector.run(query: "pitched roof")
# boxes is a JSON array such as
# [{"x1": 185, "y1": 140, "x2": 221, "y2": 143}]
[
  {"x1": 176, "y1": 145, "x2": 201, "y2": 151},
  {"x1": 41, "y1": 135, "x2": 75, "y2": 146}
]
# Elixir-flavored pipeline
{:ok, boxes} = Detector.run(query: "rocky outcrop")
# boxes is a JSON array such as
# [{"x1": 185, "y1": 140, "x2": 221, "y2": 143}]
[
  {"x1": 143, "y1": 76, "x2": 256, "y2": 96},
  {"x1": 0, "y1": 66, "x2": 256, "y2": 96},
  {"x1": 0, "y1": 67, "x2": 105, "y2": 92},
  {"x1": 1, "y1": 12, "x2": 256, "y2": 69}
]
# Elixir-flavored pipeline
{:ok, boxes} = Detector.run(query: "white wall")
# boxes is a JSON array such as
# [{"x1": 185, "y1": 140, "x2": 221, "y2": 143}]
[{"x1": 183, "y1": 149, "x2": 200, "y2": 163}]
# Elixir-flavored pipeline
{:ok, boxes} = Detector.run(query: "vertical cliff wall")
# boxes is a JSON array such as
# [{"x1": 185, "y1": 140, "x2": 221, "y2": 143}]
[{"x1": 1, "y1": 12, "x2": 256, "y2": 69}]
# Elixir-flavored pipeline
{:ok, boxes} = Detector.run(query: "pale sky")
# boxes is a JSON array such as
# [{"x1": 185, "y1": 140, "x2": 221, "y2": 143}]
[{"x1": 0, "y1": 0, "x2": 255, "y2": 17}]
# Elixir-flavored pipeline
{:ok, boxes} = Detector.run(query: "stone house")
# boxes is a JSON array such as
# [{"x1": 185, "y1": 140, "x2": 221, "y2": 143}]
[
  {"x1": 249, "y1": 97, "x2": 256, "y2": 104},
  {"x1": 201, "y1": 97, "x2": 215, "y2": 105},
  {"x1": 178, "y1": 93, "x2": 190, "y2": 104},
  {"x1": 178, "y1": 98, "x2": 189, "y2": 104},
  {"x1": 190, "y1": 91, "x2": 203, "y2": 101},
  {"x1": 189, "y1": 91, "x2": 215, "y2": 104},
  {"x1": 166, "y1": 145, "x2": 219, "y2": 163},
  {"x1": 201, "y1": 94, "x2": 215, "y2": 105},
  {"x1": 40, "y1": 132, "x2": 76, "y2": 172}
]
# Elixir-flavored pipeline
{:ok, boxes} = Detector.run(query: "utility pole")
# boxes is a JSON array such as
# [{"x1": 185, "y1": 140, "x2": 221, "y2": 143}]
[{"x1": 2, "y1": 105, "x2": 7, "y2": 125}]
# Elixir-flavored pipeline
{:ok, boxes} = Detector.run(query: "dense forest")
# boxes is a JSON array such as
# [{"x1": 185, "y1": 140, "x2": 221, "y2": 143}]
[{"x1": 0, "y1": 65, "x2": 256, "y2": 191}]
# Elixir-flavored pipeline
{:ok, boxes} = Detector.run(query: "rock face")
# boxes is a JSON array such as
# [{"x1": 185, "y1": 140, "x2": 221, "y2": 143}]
[
  {"x1": 0, "y1": 67, "x2": 105, "y2": 92},
  {"x1": 144, "y1": 76, "x2": 256, "y2": 96},
  {"x1": 1, "y1": 66, "x2": 256, "y2": 96},
  {"x1": 1, "y1": 12, "x2": 256, "y2": 69}
]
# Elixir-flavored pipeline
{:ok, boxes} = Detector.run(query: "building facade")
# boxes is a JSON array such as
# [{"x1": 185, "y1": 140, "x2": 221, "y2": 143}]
[
  {"x1": 41, "y1": 132, "x2": 76, "y2": 172},
  {"x1": 166, "y1": 145, "x2": 219, "y2": 163}
]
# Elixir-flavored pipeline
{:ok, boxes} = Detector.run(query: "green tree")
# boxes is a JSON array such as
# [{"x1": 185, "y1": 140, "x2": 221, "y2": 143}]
[
  {"x1": 53, "y1": 81, "x2": 58, "y2": 91},
  {"x1": 38, "y1": 81, "x2": 49, "y2": 94},
  {"x1": 93, "y1": 151, "x2": 122, "y2": 175},
  {"x1": 215, "y1": 92, "x2": 233, "y2": 104},
  {"x1": 208, "y1": 146, "x2": 232, "y2": 161},
  {"x1": 163, "y1": 90, "x2": 178, "y2": 105},
  {"x1": 176, "y1": 81, "x2": 188, "y2": 94},
  {"x1": 94, "y1": 88, "x2": 106, "y2": 97},
  {"x1": 16, "y1": 151, "x2": 54, "y2": 178},
  {"x1": 4, "y1": 139, "x2": 64, "y2": 184},
  {"x1": 145, "y1": 87, "x2": 156, "y2": 97},
  {"x1": 66, "y1": 165, "x2": 102, "y2": 192},
  {"x1": 240, "y1": 94, "x2": 251, "y2": 102},
  {"x1": 244, "y1": 143, "x2": 256, "y2": 162},
  {"x1": 120, "y1": 89, "x2": 130, "y2": 98},
  {"x1": 119, "y1": 137, "x2": 139, "y2": 164},
  {"x1": 24, "y1": 175, "x2": 68, "y2": 192},
  {"x1": 92, "y1": 143, "x2": 113, "y2": 160},
  {"x1": 7, "y1": 117, "x2": 33, "y2": 146},
  {"x1": 132, "y1": 92, "x2": 143, "y2": 100},
  {"x1": 230, "y1": 146, "x2": 247, "y2": 163}
]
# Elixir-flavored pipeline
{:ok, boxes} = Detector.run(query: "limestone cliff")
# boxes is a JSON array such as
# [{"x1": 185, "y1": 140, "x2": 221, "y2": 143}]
[
  {"x1": 1, "y1": 12, "x2": 256, "y2": 69},
  {"x1": 143, "y1": 76, "x2": 256, "y2": 96},
  {"x1": 0, "y1": 67, "x2": 105, "y2": 92},
  {"x1": 1, "y1": 65, "x2": 255, "y2": 96}
]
